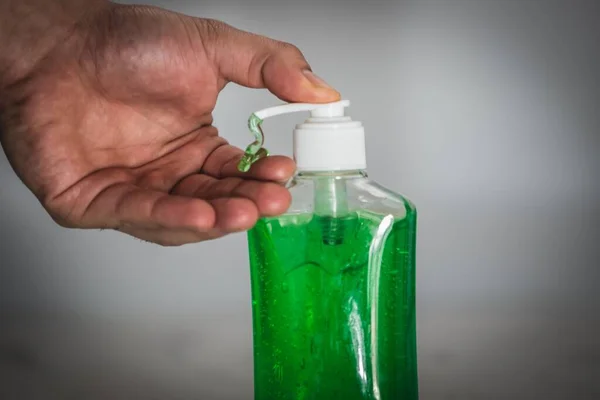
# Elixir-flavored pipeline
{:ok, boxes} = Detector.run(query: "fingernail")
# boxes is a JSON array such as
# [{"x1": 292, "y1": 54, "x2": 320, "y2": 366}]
[{"x1": 303, "y1": 70, "x2": 335, "y2": 90}]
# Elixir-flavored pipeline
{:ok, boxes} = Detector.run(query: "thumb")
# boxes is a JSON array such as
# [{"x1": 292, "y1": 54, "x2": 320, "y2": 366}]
[{"x1": 198, "y1": 19, "x2": 341, "y2": 103}]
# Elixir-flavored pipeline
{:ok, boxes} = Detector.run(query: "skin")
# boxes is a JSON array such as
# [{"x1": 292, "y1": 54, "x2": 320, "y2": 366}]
[{"x1": 0, "y1": 0, "x2": 340, "y2": 246}]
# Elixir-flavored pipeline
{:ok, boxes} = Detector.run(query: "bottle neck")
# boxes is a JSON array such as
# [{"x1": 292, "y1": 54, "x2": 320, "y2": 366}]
[
  {"x1": 294, "y1": 169, "x2": 366, "y2": 246},
  {"x1": 295, "y1": 169, "x2": 368, "y2": 180}
]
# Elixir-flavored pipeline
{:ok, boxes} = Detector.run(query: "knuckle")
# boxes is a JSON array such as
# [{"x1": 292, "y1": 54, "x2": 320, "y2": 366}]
[
  {"x1": 47, "y1": 208, "x2": 78, "y2": 229},
  {"x1": 196, "y1": 18, "x2": 228, "y2": 42},
  {"x1": 276, "y1": 41, "x2": 305, "y2": 58}
]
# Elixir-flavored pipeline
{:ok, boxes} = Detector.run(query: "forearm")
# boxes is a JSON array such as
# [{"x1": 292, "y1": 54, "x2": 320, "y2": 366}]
[{"x1": 0, "y1": 0, "x2": 109, "y2": 87}]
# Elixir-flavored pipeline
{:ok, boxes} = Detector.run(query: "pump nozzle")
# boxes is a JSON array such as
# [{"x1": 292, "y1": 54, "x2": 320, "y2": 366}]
[
  {"x1": 237, "y1": 100, "x2": 352, "y2": 173},
  {"x1": 255, "y1": 100, "x2": 350, "y2": 120}
]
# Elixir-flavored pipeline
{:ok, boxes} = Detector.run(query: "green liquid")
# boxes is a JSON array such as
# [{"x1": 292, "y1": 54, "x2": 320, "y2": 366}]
[
  {"x1": 238, "y1": 113, "x2": 268, "y2": 172},
  {"x1": 248, "y1": 211, "x2": 418, "y2": 400}
]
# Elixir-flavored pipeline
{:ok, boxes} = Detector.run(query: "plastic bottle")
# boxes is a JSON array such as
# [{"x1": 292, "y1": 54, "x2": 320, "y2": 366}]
[{"x1": 243, "y1": 100, "x2": 418, "y2": 400}]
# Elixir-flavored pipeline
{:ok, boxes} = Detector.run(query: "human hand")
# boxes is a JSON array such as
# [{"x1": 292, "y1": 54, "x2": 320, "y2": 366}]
[{"x1": 0, "y1": 1, "x2": 340, "y2": 245}]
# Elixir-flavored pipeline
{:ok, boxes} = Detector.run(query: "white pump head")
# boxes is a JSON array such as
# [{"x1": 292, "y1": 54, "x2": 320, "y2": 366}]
[{"x1": 253, "y1": 100, "x2": 366, "y2": 172}]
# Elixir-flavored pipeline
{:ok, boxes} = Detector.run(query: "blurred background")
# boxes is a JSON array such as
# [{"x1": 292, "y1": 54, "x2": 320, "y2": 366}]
[{"x1": 1, "y1": 0, "x2": 599, "y2": 399}]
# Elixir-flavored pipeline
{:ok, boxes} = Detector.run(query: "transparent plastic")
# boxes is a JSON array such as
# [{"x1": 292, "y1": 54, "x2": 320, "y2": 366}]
[{"x1": 247, "y1": 170, "x2": 418, "y2": 400}]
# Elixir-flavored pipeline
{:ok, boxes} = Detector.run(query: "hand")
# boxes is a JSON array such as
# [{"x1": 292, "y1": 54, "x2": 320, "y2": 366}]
[{"x1": 0, "y1": 2, "x2": 340, "y2": 245}]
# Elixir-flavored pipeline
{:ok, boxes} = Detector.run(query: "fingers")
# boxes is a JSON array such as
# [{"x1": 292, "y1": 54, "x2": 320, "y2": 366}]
[
  {"x1": 117, "y1": 226, "x2": 225, "y2": 247},
  {"x1": 83, "y1": 182, "x2": 216, "y2": 230},
  {"x1": 200, "y1": 143, "x2": 295, "y2": 182},
  {"x1": 209, "y1": 197, "x2": 260, "y2": 230},
  {"x1": 81, "y1": 182, "x2": 259, "y2": 237},
  {"x1": 77, "y1": 172, "x2": 289, "y2": 246},
  {"x1": 74, "y1": 139, "x2": 293, "y2": 245},
  {"x1": 197, "y1": 19, "x2": 341, "y2": 103},
  {"x1": 113, "y1": 198, "x2": 257, "y2": 247},
  {"x1": 135, "y1": 129, "x2": 226, "y2": 192},
  {"x1": 172, "y1": 174, "x2": 291, "y2": 217}
]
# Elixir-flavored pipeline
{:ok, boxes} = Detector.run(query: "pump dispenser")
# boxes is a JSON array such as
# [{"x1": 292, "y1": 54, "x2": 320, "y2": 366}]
[
  {"x1": 244, "y1": 100, "x2": 418, "y2": 400},
  {"x1": 239, "y1": 100, "x2": 365, "y2": 172}
]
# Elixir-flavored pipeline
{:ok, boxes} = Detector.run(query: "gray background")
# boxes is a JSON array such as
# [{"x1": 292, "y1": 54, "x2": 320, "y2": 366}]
[{"x1": 1, "y1": 0, "x2": 599, "y2": 399}]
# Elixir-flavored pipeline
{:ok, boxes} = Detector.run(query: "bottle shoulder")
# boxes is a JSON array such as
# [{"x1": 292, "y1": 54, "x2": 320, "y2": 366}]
[
  {"x1": 286, "y1": 175, "x2": 416, "y2": 219},
  {"x1": 351, "y1": 179, "x2": 417, "y2": 215}
]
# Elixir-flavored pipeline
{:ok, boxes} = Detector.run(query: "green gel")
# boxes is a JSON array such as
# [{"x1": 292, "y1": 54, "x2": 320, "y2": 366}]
[
  {"x1": 238, "y1": 113, "x2": 269, "y2": 172},
  {"x1": 248, "y1": 212, "x2": 418, "y2": 399}
]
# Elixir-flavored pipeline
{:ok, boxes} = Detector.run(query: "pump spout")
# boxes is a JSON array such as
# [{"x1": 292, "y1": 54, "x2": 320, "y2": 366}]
[{"x1": 254, "y1": 100, "x2": 350, "y2": 120}]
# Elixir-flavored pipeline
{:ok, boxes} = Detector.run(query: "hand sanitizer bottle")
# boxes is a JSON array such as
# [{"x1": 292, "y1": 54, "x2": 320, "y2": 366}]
[{"x1": 242, "y1": 100, "x2": 418, "y2": 400}]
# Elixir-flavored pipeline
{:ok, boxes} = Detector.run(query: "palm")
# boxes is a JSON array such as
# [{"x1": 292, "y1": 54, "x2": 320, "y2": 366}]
[{"x1": 1, "y1": 4, "x2": 339, "y2": 245}]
